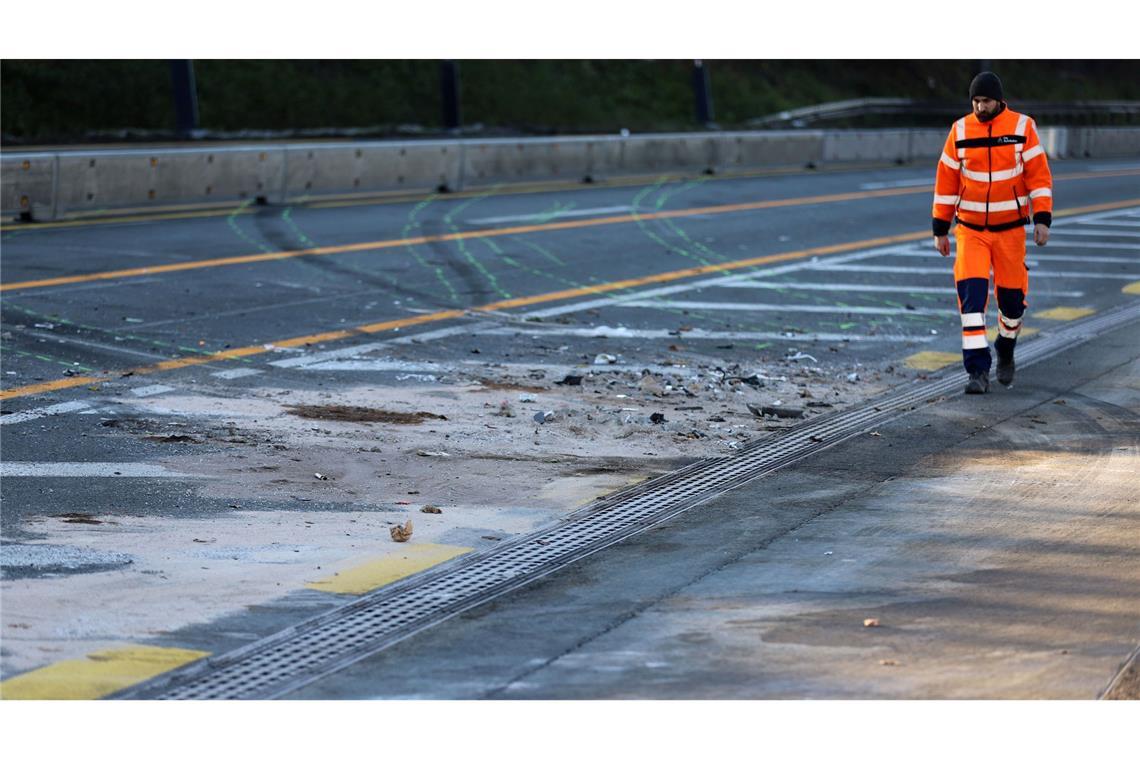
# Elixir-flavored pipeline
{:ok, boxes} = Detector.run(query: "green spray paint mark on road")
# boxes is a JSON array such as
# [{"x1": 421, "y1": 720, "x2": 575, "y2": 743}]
[
  {"x1": 225, "y1": 199, "x2": 275, "y2": 253},
  {"x1": 1, "y1": 344, "x2": 95, "y2": 372},
  {"x1": 443, "y1": 190, "x2": 512, "y2": 301},
  {"x1": 402, "y1": 194, "x2": 462, "y2": 305}
]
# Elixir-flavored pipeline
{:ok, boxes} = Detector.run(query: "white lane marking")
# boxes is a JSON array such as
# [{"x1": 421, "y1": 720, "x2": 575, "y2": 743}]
[
  {"x1": 303, "y1": 359, "x2": 445, "y2": 372},
  {"x1": 878, "y1": 251, "x2": 1138, "y2": 265},
  {"x1": 859, "y1": 178, "x2": 933, "y2": 190},
  {"x1": 468, "y1": 206, "x2": 633, "y2": 225},
  {"x1": 0, "y1": 401, "x2": 92, "y2": 426},
  {"x1": 478, "y1": 326, "x2": 935, "y2": 344},
  {"x1": 1044, "y1": 229, "x2": 1140, "y2": 238},
  {"x1": 0, "y1": 462, "x2": 208, "y2": 478},
  {"x1": 714, "y1": 281, "x2": 1085, "y2": 297},
  {"x1": 301, "y1": 357, "x2": 706, "y2": 376},
  {"x1": 210, "y1": 368, "x2": 264, "y2": 379},
  {"x1": 274, "y1": 246, "x2": 910, "y2": 367},
  {"x1": 1026, "y1": 241, "x2": 1140, "y2": 250},
  {"x1": 616, "y1": 300, "x2": 946, "y2": 316},
  {"x1": 514, "y1": 247, "x2": 912, "y2": 321},
  {"x1": 131, "y1": 384, "x2": 176, "y2": 397},
  {"x1": 1085, "y1": 163, "x2": 1140, "y2": 171},
  {"x1": 816, "y1": 264, "x2": 1138, "y2": 280},
  {"x1": 1051, "y1": 208, "x2": 1140, "y2": 225},
  {"x1": 1073, "y1": 220, "x2": 1140, "y2": 228}
]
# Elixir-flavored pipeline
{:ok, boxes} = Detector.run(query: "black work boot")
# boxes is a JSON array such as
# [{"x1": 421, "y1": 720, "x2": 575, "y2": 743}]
[
  {"x1": 965, "y1": 371, "x2": 990, "y2": 394},
  {"x1": 996, "y1": 353, "x2": 1015, "y2": 386}
]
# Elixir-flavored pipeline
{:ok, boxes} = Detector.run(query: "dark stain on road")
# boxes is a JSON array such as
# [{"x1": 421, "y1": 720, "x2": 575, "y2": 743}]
[{"x1": 286, "y1": 404, "x2": 448, "y2": 424}]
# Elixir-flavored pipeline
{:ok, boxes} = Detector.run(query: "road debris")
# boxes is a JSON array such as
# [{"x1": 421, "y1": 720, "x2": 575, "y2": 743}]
[
  {"x1": 879, "y1": 659, "x2": 899, "y2": 666},
  {"x1": 534, "y1": 411, "x2": 556, "y2": 424},
  {"x1": 314, "y1": 473, "x2": 329, "y2": 480},
  {"x1": 420, "y1": 506, "x2": 442, "y2": 514},
  {"x1": 390, "y1": 520, "x2": 413, "y2": 542},
  {"x1": 594, "y1": 354, "x2": 618, "y2": 365},
  {"x1": 650, "y1": 412, "x2": 667, "y2": 424},
  {"x1": 747, "y1": 404, "x2": 805, "y2": 419},
  {"x1": 555, "y1": 375, "x2": 584, "y2": 386},
  {"x1": 415, "y1": 450, "x2": 451, "y2": 457},
  {"x1": 863, "y1": 618, "x2": 880, "y2": 628}
]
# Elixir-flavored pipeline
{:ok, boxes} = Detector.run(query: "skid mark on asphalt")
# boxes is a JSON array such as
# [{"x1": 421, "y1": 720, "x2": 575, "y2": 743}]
[
  {"x1": 442, "y1": 189, "x2": 513, "y2": 301},
  {"x1": 0, "y1": 645, "x2": 208, "y2": 700},
  {"x1": 403, "y1": 194, "x2": 461, "y2": 305}
]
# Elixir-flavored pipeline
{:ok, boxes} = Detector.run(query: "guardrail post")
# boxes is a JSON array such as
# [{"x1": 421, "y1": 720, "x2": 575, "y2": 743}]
[
  {"x1": 441, "y1": 61, "x2": 462, "y2": 131},
  {"x1": 169, "y1": 60, "x2": 200, "y2": 139},
  {"x1": 692, "y1": 60, "x2": 714, "y2": 126}
]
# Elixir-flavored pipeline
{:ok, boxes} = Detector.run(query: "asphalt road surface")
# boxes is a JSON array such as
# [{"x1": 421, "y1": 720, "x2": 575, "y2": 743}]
[{"x1": 2, "y1": 158, "x2": 1138, "y2": 700}]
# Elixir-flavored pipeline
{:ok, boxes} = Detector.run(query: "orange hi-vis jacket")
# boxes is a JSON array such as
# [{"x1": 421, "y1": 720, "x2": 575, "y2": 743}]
[{"x1": 932, "y1": 105, "x2": 1053, "y2": 236}]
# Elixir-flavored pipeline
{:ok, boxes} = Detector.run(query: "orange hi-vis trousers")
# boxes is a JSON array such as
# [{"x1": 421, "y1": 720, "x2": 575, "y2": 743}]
[{"x1": 953, "y1": 223, "x2": 1029, "y2": 374}]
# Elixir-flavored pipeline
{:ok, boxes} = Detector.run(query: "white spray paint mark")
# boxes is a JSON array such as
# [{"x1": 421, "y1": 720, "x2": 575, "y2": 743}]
[
  {"x1": 0, "y1": 401, "x2": 92, "y2": 426},
  {"x1": 0, "y1": 462, "x2": 209, "y2": 478}
]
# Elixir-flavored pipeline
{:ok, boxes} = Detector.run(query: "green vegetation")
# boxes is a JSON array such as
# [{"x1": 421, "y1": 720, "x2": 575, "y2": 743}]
[{"x1": 3, "y1": 59, "x2": 1139, "y2": 144}]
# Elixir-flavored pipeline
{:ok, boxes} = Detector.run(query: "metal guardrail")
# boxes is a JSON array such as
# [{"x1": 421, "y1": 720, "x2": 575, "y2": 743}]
[{"x1": 748, "y1": 98, "x2": 1140, "y2": 128}]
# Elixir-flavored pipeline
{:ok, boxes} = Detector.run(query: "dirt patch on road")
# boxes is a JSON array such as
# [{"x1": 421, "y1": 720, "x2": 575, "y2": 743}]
[{"x1": 286, "y1": 405, "x2": 448, "y2": 424}]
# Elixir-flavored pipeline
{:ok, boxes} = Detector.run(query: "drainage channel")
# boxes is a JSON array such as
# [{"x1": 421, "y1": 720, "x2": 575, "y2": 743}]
[{"x1": 114, "y1": 301, "x2": 1140, "y2": 700}]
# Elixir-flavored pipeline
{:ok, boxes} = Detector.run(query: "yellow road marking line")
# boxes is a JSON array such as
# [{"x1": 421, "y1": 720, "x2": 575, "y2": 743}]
[
  {"x1": 1036, "y1": 306, "x2": 1096, "y2": 321},
  {"x1": 904, "y1": 351, "x2": 961, "y2": 371},
  {"x1": 0, "y1": 206, "x2": 258, "y2": 232},
  {"x1": 0, "y1": 645, "x2": 207, "y2": 700},
  {"x1": 1124, "y1": 281, "x2": 1140, "y2": 295},
  {"x1": 0, "y1": 310, "x2": 465, "y2": 400},
  {"x1": 0, "y1": 232, "x2": 926, "y2": 401},
  {"x1": 5, "y1": 166, "x2": 1136, "y2": 233},
  {"x1": 0, "y1": 162, "x2": 893, "y2": 231},
  {"x1": 5, "y1": 188, "x2": 1138, "y2": 295},
  {"x1": 0, "y1": 186, "x2": 930, "y2": 293},
  {"x1": 2, "y1": 197, "x2": 1134, "y2": 402},
  {"x1": 306, "y1": 544, "x2": 473, "y2": 595}
]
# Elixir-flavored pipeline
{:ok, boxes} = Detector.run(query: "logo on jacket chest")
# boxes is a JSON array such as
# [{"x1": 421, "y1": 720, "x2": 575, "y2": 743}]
[{"x1": 955, "y1": 134, "x2": 1027, "y2": 149}]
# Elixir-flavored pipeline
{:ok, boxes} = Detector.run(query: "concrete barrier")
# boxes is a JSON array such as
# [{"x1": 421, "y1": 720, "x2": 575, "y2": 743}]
[
  {"x1": 1071, "y1": 127, "x2": 1140, "y2": 159},
  {"x1": 4, "y1": 127, "x2": 1139, "y2": 221},
  {"x1": 283, "y1": 140, "x2": 460, "y2": 200},
  {"x1": 1, "y1": 152, "x2": 56, "y2": 219},
  {"x1": 462, "y1": 137, "x2": 592, "y2": 186},
  {"x1": 715, "y1": 131, "x2": 825, "y2": 170}
]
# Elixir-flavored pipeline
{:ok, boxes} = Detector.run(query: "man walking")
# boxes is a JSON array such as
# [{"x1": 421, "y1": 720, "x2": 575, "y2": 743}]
[{"x1": 932, "y1": 71, "x2": 1054, "y2": 394}]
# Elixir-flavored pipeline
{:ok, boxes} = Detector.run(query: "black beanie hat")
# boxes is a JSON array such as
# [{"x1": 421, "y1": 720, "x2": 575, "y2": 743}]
[{"x1": 969, "y1": 71, "x2": 1004, "y2": 101}]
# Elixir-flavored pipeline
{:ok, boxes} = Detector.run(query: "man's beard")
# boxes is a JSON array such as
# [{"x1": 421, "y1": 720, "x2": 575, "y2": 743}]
[{"x1": 975, "y1": 103, "x2": 1005, "y2": 122}]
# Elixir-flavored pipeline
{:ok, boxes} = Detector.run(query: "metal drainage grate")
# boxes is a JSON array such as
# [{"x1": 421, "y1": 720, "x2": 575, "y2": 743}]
[{"x1": 114, "y1": 301, "x2": 1140, "y2": 700}]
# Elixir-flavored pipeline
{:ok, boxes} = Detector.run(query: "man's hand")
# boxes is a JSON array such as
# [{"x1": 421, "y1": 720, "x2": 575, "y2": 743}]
[
  {"x1": 934, "y1": 235, "x2": 950, "y2": 257},
  {"x1": 1033, "y1": 224, "x2": 1049, "y2": 246}
]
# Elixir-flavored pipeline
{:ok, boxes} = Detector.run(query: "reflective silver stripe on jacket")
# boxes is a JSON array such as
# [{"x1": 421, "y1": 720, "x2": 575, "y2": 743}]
[
  {"x1": 958, "y1": 198, "x2": 1029, "y2": 212},
  {"x1": 962, "y1": 165, "x2": 1024, "y2": 183}
]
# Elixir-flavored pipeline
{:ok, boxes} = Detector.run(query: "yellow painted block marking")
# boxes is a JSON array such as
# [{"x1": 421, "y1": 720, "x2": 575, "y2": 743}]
[
  {"x1": 307, "y1": 543, "x2": 473, "y2": 595},
  {"x1": 986, "y1": 326, "x2": 1040, "y2": 342},
  {"x1": 0, "y1": 645, "x2": 207, "y2": 700},
  {"x1": 1036, "y1": 307, "x2": 1095, "y2": 321},
  {"x1": 904, "y1": 351, "x2": 960, "y2": 371},
  {"x1": 1124, "y1": 281, "x2": 1140, "y2": 295}
]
